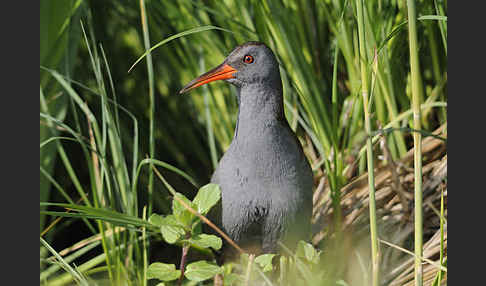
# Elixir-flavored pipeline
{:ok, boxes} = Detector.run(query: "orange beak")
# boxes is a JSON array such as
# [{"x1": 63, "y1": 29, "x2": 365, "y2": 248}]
[{"x1": 179, "y1": 63, "x2": 237, "y2": 94}]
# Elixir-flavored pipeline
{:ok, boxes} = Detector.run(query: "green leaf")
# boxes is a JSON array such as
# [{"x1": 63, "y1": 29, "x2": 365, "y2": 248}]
[
  {"x1": 172, "y1": 193, "x2": 193, "y2": 214},
  {"x1": 187, "y1": 234, "x2": 222, "y2": 250},
  {"x1": 192, "y1": 183, "x2": 221, "y2": 215},
  {"x1": 160, "y1": 215, "x2": 185, "y2": 244},
  {"x1": 172, "y1": 193, "x2": 196, "y2": 228},
  {"x1": 255, "y1": 254, "x2": 276, "y2": 272},
  {"x1": 191, "y1": 219, "x2": 202, "y2": 236},
  {"x1": 184, "y1": 261, "x2": 222, "y2": 282},
  {"x1": 147, "y1": 262, "x2": 181, "y2": 281},
  {"x1": 296, "y1": 241, "x2": 320, "y2": 264},
  {"x1": 148, "y1": 213, "x2": 165, "y2": 226},
  {"x1": 223, "y1": 273, "x2": 241, "y2": 285}
]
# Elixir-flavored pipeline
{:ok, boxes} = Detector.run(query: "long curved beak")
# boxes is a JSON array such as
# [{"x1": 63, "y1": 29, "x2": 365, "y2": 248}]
[{"x1": 179, "y1": 63, "x2": 237, "y2": 94}]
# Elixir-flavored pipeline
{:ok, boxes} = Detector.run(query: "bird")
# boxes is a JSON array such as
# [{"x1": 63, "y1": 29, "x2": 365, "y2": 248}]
[{"x1": 180, "y1": 41, "x2": 313, "y2": 261}]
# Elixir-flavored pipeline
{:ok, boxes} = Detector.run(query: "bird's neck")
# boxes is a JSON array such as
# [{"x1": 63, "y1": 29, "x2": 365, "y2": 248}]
[{"x1": 234, "y1": 80, "x2": 284, "y2": 140}]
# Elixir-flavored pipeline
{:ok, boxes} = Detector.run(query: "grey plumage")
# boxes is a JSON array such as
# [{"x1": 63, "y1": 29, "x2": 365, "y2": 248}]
[{"x1": 181, "y1": 42, "x2": 313, "y2": 260}]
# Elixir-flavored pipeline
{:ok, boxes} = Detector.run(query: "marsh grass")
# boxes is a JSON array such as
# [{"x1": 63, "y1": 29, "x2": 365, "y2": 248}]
[
  {"x1": 40, "y1": 0, "x2": 447, "y2": 285},
  {"x1": 404, "y1": 0, "x2": 426, "y2": 284}
]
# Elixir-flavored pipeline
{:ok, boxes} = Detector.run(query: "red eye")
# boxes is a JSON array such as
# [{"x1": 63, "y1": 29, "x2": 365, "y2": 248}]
[{"x1": 243, "y1": 55, "x2": 254, "y2": 64}]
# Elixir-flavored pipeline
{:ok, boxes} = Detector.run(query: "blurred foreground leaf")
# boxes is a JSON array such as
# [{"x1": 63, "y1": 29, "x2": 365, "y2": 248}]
[
  {"x1": 186, "y1": 234, "x2": 222, "y2": 250},
  {"x1": 147, "y1": 262, "x2": 181, "y2": 281},
  {"x1": 255, "y1": 254, "x2": 276, "y2": 272},
  {"x1": 184, "y1": 261, "x2": 222, "y2": 282}
]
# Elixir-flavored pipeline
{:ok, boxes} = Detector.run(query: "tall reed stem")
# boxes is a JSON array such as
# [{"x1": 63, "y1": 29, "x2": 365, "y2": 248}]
[
  {"x1": 356, "y1": 1, "x2": 379, "y2": 285},
  {"x1": 139, "y1": 0, "x2": 155, "y2": 216},
  {"x1": 406, "y1": 0, "x2": 424, "y2": 285}
]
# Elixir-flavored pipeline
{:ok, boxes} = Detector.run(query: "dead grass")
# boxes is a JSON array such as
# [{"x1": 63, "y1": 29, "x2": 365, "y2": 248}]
[{"x1": 310, "y1": 124, "x2": 447, "y2": 285}]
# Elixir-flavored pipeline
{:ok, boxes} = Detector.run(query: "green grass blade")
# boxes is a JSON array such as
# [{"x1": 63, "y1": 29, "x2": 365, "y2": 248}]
[
  {"x1": 128, "y1": 25, "x2": 233, "y2": 73},
  {"x1": 40, "y1": 237, "x2": 89, "y2": 286},
  {"x1": 40, "y1": 202, "x2": 153, "y2": 229},
  {"x1": 139, "y1": 0, "x2": 156, "y2": 218},
  {"x1": 134, "y1": 158, "x2": 199, "y2": 191},
  {"x1": 406, "y1": 0, "x2": 425, "y2": 284},
  {"x1": 40, "y1": 239, "x2": 100, "y2": 282},
  {"x1": 356, "y1": 1, "x2": 380, "y2": 285}
]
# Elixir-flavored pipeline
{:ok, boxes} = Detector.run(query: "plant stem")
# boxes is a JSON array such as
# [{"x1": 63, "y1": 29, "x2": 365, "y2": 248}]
[
  {"x1": 142, "y1": 206, "x2": 148, "y2": 286},
  {"x1": 356, "y1": 1, "x2": 380, "y2": 285},
  {"x1": 139, "y1": 0, "x2": 155, "y2": 216},
  {"x1": 244, "y1": 254, "x2": 255, "y2": 286},
  {"x1": 178, "y1": 244, "x2": 190, "y2": 286},
  {"x1": 438, "y1": 189, "x2": 444, "y2": 284},
  {"x1": 406, "y1": 0, "x2": 424, "y2": 285}
]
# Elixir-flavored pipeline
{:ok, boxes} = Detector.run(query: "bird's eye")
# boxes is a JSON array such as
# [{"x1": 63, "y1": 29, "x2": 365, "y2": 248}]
[{"x1": 243, "y1": 55, "x2": 254, "y2": 64}]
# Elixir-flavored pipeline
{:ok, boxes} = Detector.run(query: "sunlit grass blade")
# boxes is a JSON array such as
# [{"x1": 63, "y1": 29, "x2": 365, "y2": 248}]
[
  {"x1": 45, "y1": 251, "x2": 107, "y2": 286},
  {"x1": 356, "y1": 1, "x2": 380, "y2": 285},
  {"x1": 139, "y1": 0, "x2": 156, "y2": 219},
  {"x1": 40, "y1": 0, "x2": 84, "y2": 232},
  {"x1": 134, "y1": 158, "x2": 199, "y2": 190},
  {"x1": 377, "y1": 16, "x2": 447, "y2": 55},
  {"x1": 200, "y1": 54, "x2": 219, "y2": 170},
  {"x1": 40, "y1": 113, "x2": 93, "y2": 209},
  {"x1": 434, "y1": 0, "x2": 447, "y2": 55},
  {"x1": 41, "y1": 238, "x2": 100, "y2": 282},
  {"x1": 128, "y1": 25, "x2": 233, "y2": 73},
  {"x1": 431, "y1": 189, "x2": 446, "y2": 286},
  {"x1": 406, "y1": 0, "x2": 425, "y2": 285},
  {"x1": 40, "y1": 202, "x2": 153, "y2": 229},
  {"x1": 40, "y1": 237, "x2": 89, "y2": 286}
]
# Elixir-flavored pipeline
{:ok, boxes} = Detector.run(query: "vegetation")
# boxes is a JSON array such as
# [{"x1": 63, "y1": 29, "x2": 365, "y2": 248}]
[{"x1": 40, "y1": 0, "x2": 447, "y2": 285}]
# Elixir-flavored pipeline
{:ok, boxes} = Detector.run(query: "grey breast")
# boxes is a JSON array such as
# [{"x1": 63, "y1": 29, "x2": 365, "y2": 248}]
[{"x1": 210, "y1": 120, "x2": 312, "y2": 254}]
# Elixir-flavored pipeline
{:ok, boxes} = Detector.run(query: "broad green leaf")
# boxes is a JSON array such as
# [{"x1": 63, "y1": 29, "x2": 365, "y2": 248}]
[
  {"x1": 184, "y1": 261, "x2": 222, "y2": 282},
  {"x1": 296, "y1": 241, "x2": 320, "y2": 264},
  {"x1": 172, "y1": 193, "x2": 196, "y2": 228},
  {"x1": 160, "y1": 215, "x2": 185, "y2": 244},
  {"x1": 172, "y1": 192, "x2": 193, "y2": 214},
  {"x1": 255, "y1": 254, "x2": 275, "y2": 272},
  {"x1": 187, "y1": 234, "x2": 222, "y2": 250},
  {"x1": 148, "y1": 213, "x2": 165, "y2": 226},
  {"x1": 191, "y1": 219, "x2": 202, "y2": 236},
  {"x1": 192, "y1": 184, "x2": 221, "y2": 215},
  {"x1": 147, "y1": 262, "x2": 181, "y2": 281}
]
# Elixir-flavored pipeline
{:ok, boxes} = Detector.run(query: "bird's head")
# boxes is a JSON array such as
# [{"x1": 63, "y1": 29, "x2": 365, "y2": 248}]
[{"x1": 179, "y1": 42, "x2": 280, "y2": 94}]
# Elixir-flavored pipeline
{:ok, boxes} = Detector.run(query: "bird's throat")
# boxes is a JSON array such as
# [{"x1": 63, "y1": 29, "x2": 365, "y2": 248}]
[{"x1": 233, "y1": 82, "x2": 285, "y2": 140}]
